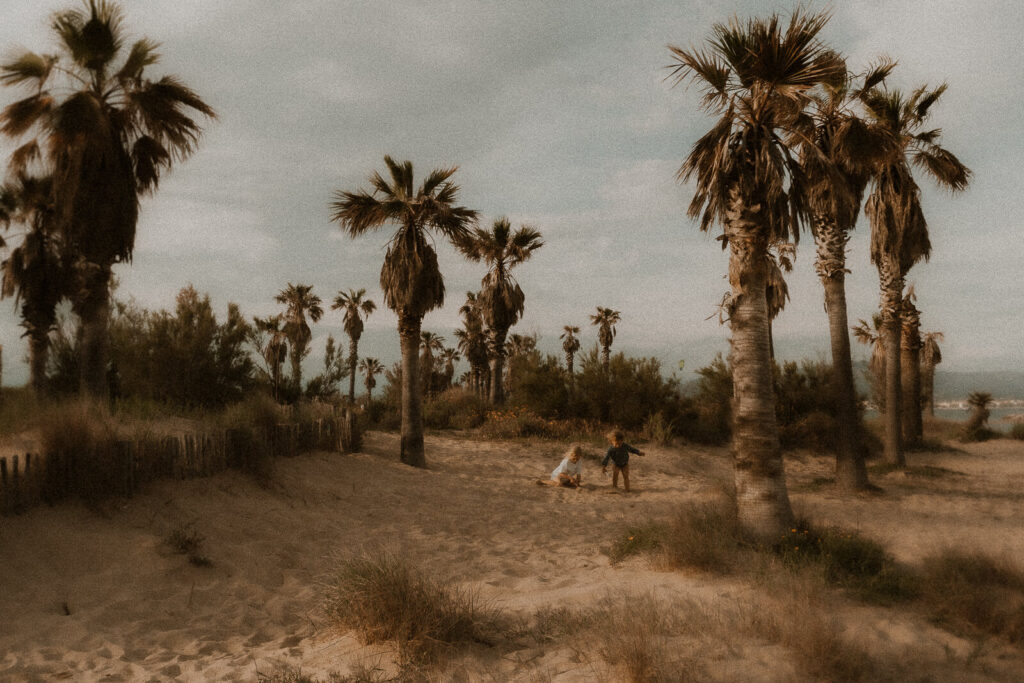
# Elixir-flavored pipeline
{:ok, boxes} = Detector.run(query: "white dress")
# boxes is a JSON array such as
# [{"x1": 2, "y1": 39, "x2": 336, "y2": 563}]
[{"x1": 550, "y1": 457, "x2": 582, "y2": 481}]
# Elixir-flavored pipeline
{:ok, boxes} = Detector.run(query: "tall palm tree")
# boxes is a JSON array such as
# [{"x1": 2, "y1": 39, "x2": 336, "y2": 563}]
[
  {"x1": 332, "y1": 288, "x2": 376, "y2": 402},
  {"x1": 560, "y1": 325, "x2": 581, "y2": 382},
  {"x1": 920, "y1": 330, "x2": 943, "y2": 416},
  {"x1": 590, "y1": 307, "x2": 620, "y2": 372},
  {"x1": 505, "y1": 332, "x2": 537, "y2": 395},
  {"x1": 458, "y1": 217, "x2": 543, "y2": 405},
  {"x1": 900, "y1": 288, "x2": 923, "y2": 447},
  {"x1": 331, "y1": 156, "x2": 477, "y2": 467},
  {"x1": 669, "y1": 9, "x2": 844, "y2": 539},
  {"x1": 0, "y1": 173, "x2": 70, "y2": 393},
  {"x1": 802, "y1": 61, "x2": 894, "y2": 490},
  {"x1": 853, "y1": 313, "x2": 886, "y2": 411},
  {"x1": 440, "y1": 347, "x2": 460, "y2": 390},
  {"x1": 862, "y1": 84, "x2": 970, "y2": 466},
  {"x1": 253, "y1": 314, "x2": 288, "y2": 401},
  {"x1": 0, "y1": 0, "x2": 215, "y2": 397},
  {"x1": 456, "y1": 291, "x2": 489, "y2": 398},
  {"x1": 419, "y1": 330, "x2": 445, "y2": 396},
  {"x1": 275, "y1": 283, "x2": 323, "y2": 391},
  {"x1": 358, "y1": 356, "x2": 384, "y2": 402}
]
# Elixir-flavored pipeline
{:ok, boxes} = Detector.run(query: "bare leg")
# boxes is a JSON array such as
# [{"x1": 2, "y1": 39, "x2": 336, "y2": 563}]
[
  {"x1": 622, "y1": 464, "x2": 630, "y2": 492},
  {"x1": 611, "y1": 467, "x2": 619, "y2": 488}
]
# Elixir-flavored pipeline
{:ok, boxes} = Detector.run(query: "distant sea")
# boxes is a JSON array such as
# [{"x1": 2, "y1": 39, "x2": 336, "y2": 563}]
[{"x1": 864, "y1": 406, "x2": 1023, "y2": 433}]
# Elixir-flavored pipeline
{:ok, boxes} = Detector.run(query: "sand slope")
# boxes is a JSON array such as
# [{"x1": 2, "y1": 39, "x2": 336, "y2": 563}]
[{"x1": 1, "y1": 432, "x2": 1023, "y2": 680}]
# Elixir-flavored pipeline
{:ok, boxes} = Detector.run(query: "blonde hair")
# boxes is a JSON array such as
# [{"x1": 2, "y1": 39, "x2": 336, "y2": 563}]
[{"x1": 566, "y1": 443, "x2": 583, "y2": 459}]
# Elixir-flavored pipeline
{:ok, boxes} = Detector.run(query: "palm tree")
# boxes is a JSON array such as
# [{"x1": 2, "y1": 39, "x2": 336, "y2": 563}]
[
  {"x1": 862, "y1": 84, "x2": 970, "y2": 466},
  {"x1": 0, "y1": 0, "x2": 216, "y2": 397},
  {"x1": 458, "y1": 217, "x2": 543, "y2": 405},
  {"x1": 669, "y1": 9, "x2": 844, "y2": 539},
  {"x1": 560, "y1": 325, "x2": 581, "y2": 383},
  {"x1": 419, "y1": 330, "x2": 445, "y2": 396},
  {"x1": 0, "y1": 173, "x2": 70, "y2": 394},
  {"x1": 275, "y1": 283, "x2": 323, "y2": 391},
  {"x1": 853, "y1": 313, "x2": 886, "y2": 411},
  {"x1": 332, "y1": 288, "x2": 376, "y2": 402},
  {"x1": 505, "y1": 332, "x2": 537, "y2": 395},
  {"x1": 331, "y1": 156, "x2": 477, "y2": 467},
  {"x1": 456, "y1": 291, "x2": 489, "y2": 398},
  {"x1": 440, "y1": 347, "x2": 460, "y2": 390},
  {"x1": 358, "y1": 356, "x2": 384, "y2": 402},
  {"x1": 920, "y1": 330, "x2": 943, "y2": 416},
  {"x1": 590, "y1": 307, "x2": 620, "y2": 372},
  {"x1": 802, "y1": 61, "x2": 894, "y2": 490},
  {"x1": 900, "y1": 288, "x2": 923, "y2": 447},
  {"x1": 253, "y1": 314, "x2": 288, "y2": 401},
  {"x1": 964, "y1": 391, "x2": 993, "y2": 435}
]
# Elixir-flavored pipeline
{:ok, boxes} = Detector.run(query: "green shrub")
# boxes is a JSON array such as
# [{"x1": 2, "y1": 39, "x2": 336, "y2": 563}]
[
  {"x1": 423, "y1": 388, "x2": 487, "y2": 430},
  {"x1": 1010, "y1": 423, "x2": 1024, "y2": 440},
  {"x1": 38, "y1": 400, "x2": 127, "y2": 503},
  {"x1": 641, "y1": 411, "x2": 675, "y2": 446}
]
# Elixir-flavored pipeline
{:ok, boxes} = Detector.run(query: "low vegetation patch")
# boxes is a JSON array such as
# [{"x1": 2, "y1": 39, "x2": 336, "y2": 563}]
[
  {"x1": 1010, "y1": 423, "x2": 1024, "y2": 440},
  {"x1": 165, "y1": 523, "x2": 213, "y2": 567},
  {"x1": 323, "y1": 552, "x2": 505, "y2": 664},
  {"x1": 918, "y1": 550, "x2": 1024, "y2": 643},
  {"x1": 607, "y1": 522, "x2": 667, "y2": 564}
]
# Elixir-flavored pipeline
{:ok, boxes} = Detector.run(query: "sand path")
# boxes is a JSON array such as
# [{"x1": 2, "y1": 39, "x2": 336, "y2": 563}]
[{"x1": 1, "y1": 432, "x2": 1023, "y2": 680}]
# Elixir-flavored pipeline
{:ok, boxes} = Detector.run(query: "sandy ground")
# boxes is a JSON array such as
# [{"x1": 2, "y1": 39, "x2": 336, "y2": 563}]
[{"x1": 1, "y1": 431, "x2": 1024, "y2": 681}]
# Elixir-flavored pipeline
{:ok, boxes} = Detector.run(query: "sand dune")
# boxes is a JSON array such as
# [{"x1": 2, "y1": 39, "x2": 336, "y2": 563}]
[{"x1": 2, "y1": 432, "x2": 1023, "y2": 680}]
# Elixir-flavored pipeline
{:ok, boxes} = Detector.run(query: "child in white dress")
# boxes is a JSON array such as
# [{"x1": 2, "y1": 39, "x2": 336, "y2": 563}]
[{"x1": 540, "y1": 444, "x2": 583, "y2": 488}]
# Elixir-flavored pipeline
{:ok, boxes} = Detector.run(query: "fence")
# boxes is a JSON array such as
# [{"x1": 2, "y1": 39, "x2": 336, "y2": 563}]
[{"x1": 0, "y1": 412, "x2": 360, "y2": 515}]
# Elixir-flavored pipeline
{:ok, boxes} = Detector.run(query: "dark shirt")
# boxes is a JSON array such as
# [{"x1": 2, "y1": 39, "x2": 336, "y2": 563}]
[{"x1": 602, "y1": 443, "x2": 640, "y2": 468}]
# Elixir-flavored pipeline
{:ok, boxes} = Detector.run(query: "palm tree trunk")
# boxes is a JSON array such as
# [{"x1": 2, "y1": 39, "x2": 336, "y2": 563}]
[
  {"x1": 901, "y1": 304, "x2": 923, "y2": 448},
  {"x1": 73, "y1": 263, "x2": 112, "y2": 399},
  {"x1": 488, "y1": 328, "x2": 508, "y2": 405},
  {"x1": 878, "y1": 259, "x2": 904, "y2": 466},
  {"x1": 348, "y1": 336, "x2": 358, "y2": 402},
  {"x1": 27, "y1": 328, "x2": 49, "y2": 395},
  {"x1": 814, "y1": 215, "x2": 869, "y2": 491},
  {"x1": 566, "y1": 352, "x2": 575, "y2": 387},
  {"x1": 290, "y1": 345, "x2": 303, "y2": 392},
  {"x1": 922, "y1": 363, "x2": 936, "y2": 417},
  {"x1": 398, "y1": 312, "x2": 426, "y2": 467},
  {"x1": 726, "y1": 193, "x2": 794, "y2": 541},
  {"x1": 601, "y1": 344, "x2": 610, "y2": 372}
]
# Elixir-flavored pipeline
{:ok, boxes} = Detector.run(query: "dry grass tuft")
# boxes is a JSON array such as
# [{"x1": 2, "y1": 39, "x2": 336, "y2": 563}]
[
  {"x1": 918, "y1": 550, "x2": 1024, "y2": 643},
  {"x1": 323, "y1": 552, "x2": 505, "y2": 664},
  {"x1": 165, "y1": 522, "x2": 213, "y2": 567}
]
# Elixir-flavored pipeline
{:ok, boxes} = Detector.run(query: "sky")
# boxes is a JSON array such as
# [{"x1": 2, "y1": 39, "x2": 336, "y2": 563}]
[{"x1": 0, "y1": 0, "x2": 1022, "y2": 388}]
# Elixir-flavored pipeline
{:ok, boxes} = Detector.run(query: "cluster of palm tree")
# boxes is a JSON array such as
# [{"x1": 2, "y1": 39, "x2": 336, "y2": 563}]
[
  {"x1": 669, "y1": 8, "x2": 968, "y2": 538},
  {"x1": 332, "y1": 157, "x2": 545, "y2": 466},
  {"x1": 252, "y1": 283, "x2": 377, "y2": 402},
  {"x1": 0, "y1": 0, "x2": 216, "y2": 398}
]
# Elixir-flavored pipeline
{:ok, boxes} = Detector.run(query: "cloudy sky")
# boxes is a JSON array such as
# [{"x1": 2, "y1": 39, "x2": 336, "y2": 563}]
[{"x1": 0, "y1": 0, "x2": 1021, "y2": 386}]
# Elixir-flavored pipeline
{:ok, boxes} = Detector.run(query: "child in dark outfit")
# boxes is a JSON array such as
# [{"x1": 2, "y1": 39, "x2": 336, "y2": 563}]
[{"x1": 601, "y1": 429, "x2": 644, "y2": 492}]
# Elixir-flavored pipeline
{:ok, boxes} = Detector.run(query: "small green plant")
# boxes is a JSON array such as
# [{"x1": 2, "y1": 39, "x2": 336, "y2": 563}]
[
  {"x1": 324, "y1": 552, "x2": 504, "y2": 663},
  {"x1": 1009, "y1": 423, "x2": 1024, "y2": 440}
]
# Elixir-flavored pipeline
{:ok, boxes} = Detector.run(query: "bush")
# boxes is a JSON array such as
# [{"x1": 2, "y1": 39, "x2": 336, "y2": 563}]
[
  {"x1": 607, "y1": 522, "x2": 667, "y2": 564},
  {"x1": 1011, "y1": 423, "x2": 1024, "y2": 440},
  {"x1": 641, "y1": 411, "x2": 675, "y2": 446},
  {"x1": 324, "y1": 552, "x2": 503, "y2": 663},
  {"x1": 423, "y1": 388, "x2": 487, "y2": 430}
]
